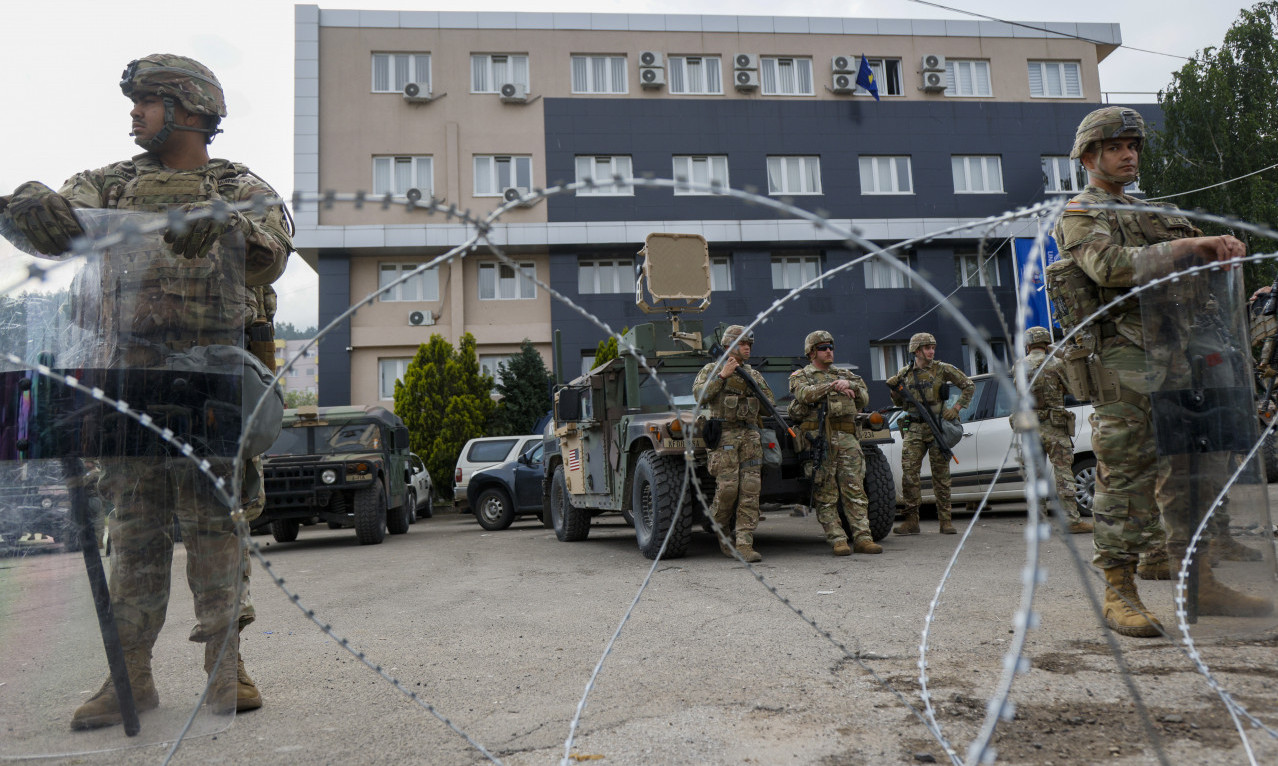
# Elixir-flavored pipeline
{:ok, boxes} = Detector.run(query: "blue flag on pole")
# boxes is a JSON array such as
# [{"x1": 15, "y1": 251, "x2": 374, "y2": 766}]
[{"x1": 856, "y1": 55, "x2": 879, "y2": 101}]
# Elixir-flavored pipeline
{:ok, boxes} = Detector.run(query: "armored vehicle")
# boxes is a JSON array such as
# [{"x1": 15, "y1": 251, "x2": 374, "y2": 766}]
[
  {"x1": 260, "y1": 405, "x2": 413, "y2": 545},
  {"x1": 542, "y1": 233, "x2": 896, "y2": 559}
]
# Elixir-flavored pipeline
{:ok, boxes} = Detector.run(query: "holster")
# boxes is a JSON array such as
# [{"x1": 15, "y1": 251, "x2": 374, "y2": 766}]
[{"x1": 248, "y1": 320, "x2": 277, "y2": 374}]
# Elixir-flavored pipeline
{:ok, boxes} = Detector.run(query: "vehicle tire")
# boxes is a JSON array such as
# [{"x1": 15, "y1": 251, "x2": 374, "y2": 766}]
[
  {"x1": 631, "y1": 452, "x2": 694, "y2": 560},
  {"x1": 405, "y1": 491, "x2": 417, "y2": 525},
  {"x1": 387, "y1": 488, "x2": 411, "y2": 535},
  {"x1": 271, "y1": 518, "x2": 300, "y2": 543},
  {"x1": 1263, "y1": 429, "x2": 1278, "y2": 483},
  {"x1": 620, "y1": 507, "x2": 635, "y2": 527},
  {"x1": 551, "y1": 465, "x2": 590, "y2": 542},
  {"x1": 354, "y1": 484, "x2": 387, "y2": 545},
  {"x1": 862, "y1": 444, "x2": 896, "y2": 541},
  {"x1": 419, "y1": 494, "x2": 434, "y2": 519},
  {"x1": 1072, "y1": 456, "x2": 1097, "y2": 518},
  {"x1": 475, "y1": 487, "x2": 517, "y2": 531}
]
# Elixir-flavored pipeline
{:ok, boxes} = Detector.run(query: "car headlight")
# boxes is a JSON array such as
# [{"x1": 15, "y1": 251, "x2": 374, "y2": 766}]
[
  {"x1": 41, "y1": 497, "x2": 54, "y2": 509},
  {"x1": 321, "y1": 469, "x2": 338, "y2": 484}
]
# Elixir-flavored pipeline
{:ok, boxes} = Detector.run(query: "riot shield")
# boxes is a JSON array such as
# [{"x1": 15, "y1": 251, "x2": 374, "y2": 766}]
[
  {"x1": 0, "y1": 210, "x2": 251, "y2": 755},
  {"x1": 1140, "y1": 266, "x2": 1278, "y2": 638}
]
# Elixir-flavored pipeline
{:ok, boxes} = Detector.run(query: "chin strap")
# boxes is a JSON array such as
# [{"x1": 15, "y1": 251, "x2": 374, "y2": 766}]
[
  {"x1": 136, "y1": 96, "x2": 223, "y2": 150},
  {"x1": 1087, "y1": 167, "x2": 1139, "y2": 187}
]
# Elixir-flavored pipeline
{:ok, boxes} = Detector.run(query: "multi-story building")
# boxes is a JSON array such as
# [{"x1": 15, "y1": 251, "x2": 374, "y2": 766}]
[
  {"x1": 275, "y1": 338, "x2": 320, "y2": 399},
  {"x1": 294, "y1": 6, "x2": 1147, "y2": 408}
]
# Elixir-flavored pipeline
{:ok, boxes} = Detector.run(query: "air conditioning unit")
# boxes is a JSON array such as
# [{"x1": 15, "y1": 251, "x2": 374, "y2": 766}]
[
  {"x1": 408, "y1": 310, "x2": 435, "y2": 327},
  {"x1": 402, "y1": 82, "x2": 433, "y2": 103},
  {"x1": 499, "y1": 82, "x2": 528, "y2": 103},
  {"x1": 921, "y1": 53, "x2": 946, "y2": 72},
  {"x1": 733, "y1": 53, "x2": 758, "y2": 70},
  {"x1": 639, "y1": 67, "x2": 665, "y2": 88},
  {"x1": 502, "y1": 187, "x2": 538, "y2": 208},
  {"x1": 832, "y1": 55, "x2": 854, "y2": 74},
  {"x1": 832, "y1": 72, "x2": 855, "y2": 94},
  {"x1": 921, "y1": 70, "x2": 947, "y2": 92},
  {"x1": 639, "y1": 50, "x2": 663, "y2": 68},
  {"x1": 734, "y1": 69, "x2": 759, "y2": 90}
]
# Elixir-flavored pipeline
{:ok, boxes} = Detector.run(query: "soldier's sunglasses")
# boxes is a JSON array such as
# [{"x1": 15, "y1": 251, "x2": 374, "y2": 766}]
[{"x1": 815, "y1": 344, "x2": 834, "y2": 352}]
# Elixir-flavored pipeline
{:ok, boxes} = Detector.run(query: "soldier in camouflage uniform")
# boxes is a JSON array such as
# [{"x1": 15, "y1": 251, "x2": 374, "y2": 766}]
[
  {"x1": 789, "y1": 331, "x2": 881, "y2": 555},
  {"x1": 0, "y1": 55, "x2": 291, "y2": 723},
  {"x1": 1016, "y1": 326, "x2": 1092, "y2": 534},
  {"x1": 693, "y1": 325, "x2": 775, "y2": 563},
  {"x1": 886, "y1": 332, "x2": 974, "y2": 535},
  {"x1": 1053, "y1": 106, "x2": 1270, "y2": 638}
]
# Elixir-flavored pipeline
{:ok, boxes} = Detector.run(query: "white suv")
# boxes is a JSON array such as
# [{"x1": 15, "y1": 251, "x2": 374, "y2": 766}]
[{"x1": 453, "y1": 435, "x2": 542, "y2": 512}]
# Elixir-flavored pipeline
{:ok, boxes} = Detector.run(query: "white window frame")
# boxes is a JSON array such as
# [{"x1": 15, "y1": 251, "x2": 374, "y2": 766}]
[
  {"x1": 870, "y1": 343, "x2": 908, "y2": 380},
  {"x1": 379, "y1": 262, "x2": 440, "y2": 302},
  {"x1": 571, "y1": 55, "x2": 628, "y2": 94},
  {"x1": 864, "y1": 253, "x2": 911, "y2": 289},
  {"x1": 952, "y1": 155, "x2": 1004, "y2": 194},
  {"x1": 668, "y1": 56, "x2": 723, "y2": 95},
  {"x1": 771, "y1": 254, "x2": 822, "y2": 290},
  {"x1": 373, "y1": 155, "x2": 433, "y2": 197},
  {"x1": 474, "y1": 155, "x2": 533, "y2": 196},
  {"x1": 1042, "y1": 155, "x2": 1086, "y2": 194},
  {"x1": 1028, "y1": 61, "x2": 1082, "y2": 99},
  {"x1": 478, "y1": 261, "x2": 537, "y2": 301},
  {"x1": 945, "y1": 59, "x2": 992, "y2": 97},
  {"x1": 760, "y1": 57, "x2": 814, "y2": 96},
  {"x1": 379, "y1": 358, "x2": 411, "y2": 400},
  {"x1": 578, "y1": 258, "x2": 635, "y2": 294},
  {"x1": 672, "y1": 155, "x2": 730, "y2": 195},
  {"x1": 575, "y1": 156, "x2": 633, "y2": 196},
  {"x1": 962, "y1": 340, "x2": 1008, "y2": 376},
  {"x1": 471, "y1": 53, "x2": 529, "y2": 93},
  {"x1": 710, "y1": 255, "x2": 733, "y2": 292},
  {"x1": 766, "y1": 156, "x2": 822, "y2": 196},
  {"x1": 372, "y1": 53, "x2": 431, "y2": 93},
  {"x1": 956, "y1": 250, "x2": 1002, "y2": 287},
  {"x1": 855, "y1": 58, "x2": 903, "y2": 97},
  {"x1": 859, "y1": 155, "x2": 913, "y2": 195},
  {"x1": 479, "y1": 354, "x2": 516, "y2": 384}
]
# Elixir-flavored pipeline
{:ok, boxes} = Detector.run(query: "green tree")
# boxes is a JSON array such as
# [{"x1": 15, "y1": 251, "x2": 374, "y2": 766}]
[
  {"x1": 275, "y1": 321, "x2": 318, "y2": 340},
  {"x1": 284, "y1": 390, "x2": 318, "y2": 408},
  {"x1": 1141, "y1": 1, "x2": 1278, "y2": 293},
  {"x1": 393, "y1": 332, "x2": 494, "y2": 498},
  {"x1": 592, "y1": 326, "x2": 628, "y2": 368},
  {"x1": 490, "y1": 339, "x2": 552, "y2": 435}
]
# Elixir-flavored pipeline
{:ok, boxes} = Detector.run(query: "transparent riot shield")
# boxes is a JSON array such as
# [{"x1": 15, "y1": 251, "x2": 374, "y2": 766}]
[
  {"x1": 0, "y1": 210, "x2": 250, "y2": 755},
  {"x1": 1141, "y1": 266, "x2": 1278, "y2": 638}
]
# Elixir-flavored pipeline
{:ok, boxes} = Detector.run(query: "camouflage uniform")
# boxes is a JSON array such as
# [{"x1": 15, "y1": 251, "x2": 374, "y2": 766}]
[
  {"x1": 1017, "y1": 347, "x2": 1085, "y2": 526},
  {"x1": 789, "y1": 364, "x2": 871, "y2": 546},
  {"x1": 886, "y1": 359, "x2": 973, "y2": 528}
]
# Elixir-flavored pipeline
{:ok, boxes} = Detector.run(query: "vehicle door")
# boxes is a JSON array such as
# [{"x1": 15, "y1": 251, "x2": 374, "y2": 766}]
[
  {"x1": 924, "y1": 377, "x2": 987, "y2": 500},
  {"x1": 970, "y1": 378, "x2": 1026, "y2": 501},
  {"x1": 514, "y1": 442, "x2": 545, "y2": 509}
]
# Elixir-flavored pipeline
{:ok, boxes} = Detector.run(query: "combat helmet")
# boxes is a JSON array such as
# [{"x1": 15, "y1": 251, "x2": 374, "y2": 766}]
[
  {"x1": 1024, "y1": 326, "x2": 1053, "y2": 348},
  {"x1": 804, "y1": 330, "x2": 834, "y2": 356},
  {"x1": 1070, "y1": 107, "x2": 1144, "y2": 160},
  {"x1": 908, "y1": 332, "x2": 936, "y2": 354},
  {"x1": 721, "y1": 325, "x2": 754, "y2": 357},
  {"x1": 120, "y1": 54, "x2": 226, "y2": 148}
]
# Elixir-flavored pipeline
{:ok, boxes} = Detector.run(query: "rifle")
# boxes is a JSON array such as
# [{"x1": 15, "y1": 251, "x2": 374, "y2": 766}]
[
  {"x1": 733, "y1": 367, "x2": 797, "y2": 439},
  {"x1": 807, "y1": 399, "x2": 829, "y2": 511},
  {"x1": 892, "y1": 362, "x2": 957, "y2": 463},
  {"x1": 1258, "y1": 274, "x2": 1278, "y2": 407}
]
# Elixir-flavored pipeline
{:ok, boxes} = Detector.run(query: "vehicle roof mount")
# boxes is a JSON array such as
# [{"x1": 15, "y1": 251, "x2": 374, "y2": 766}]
[{"x1": 634, "y1": 232, "x2": 711, "y2": 351}]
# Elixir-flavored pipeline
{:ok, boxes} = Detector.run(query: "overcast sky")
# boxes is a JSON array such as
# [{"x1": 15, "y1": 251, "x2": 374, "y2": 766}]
[{"x1": 0, "y1": 0, "x2": 1258, "y2": 329}]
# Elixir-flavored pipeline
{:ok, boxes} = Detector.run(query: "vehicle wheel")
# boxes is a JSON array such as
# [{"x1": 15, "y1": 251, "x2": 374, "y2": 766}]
[
  {"x1": 354, "y1": 484, "x2": 387, "y2": 545},
  {"x1": 419, "y1": 494, "x2": 434, "y2": 519},
  {"x1": 271, "y1": 518, "x2": 300, "y2": 543},
  {"x1": 475, "y1": 487, "x2": 517, "y2": 531},
  {"x1": 1263, "y1": 429, "x2": 1278, "y2": 483},
  {"x1": 862, "y1": 444, "x2": 896, "y2": 541},
  {"x1": 405, "y1": 491, "x2": 417, "y2": 525},
  {"x1": 631, "y1": 452, "x2": 694, "y2": 560},
  {"x1": 1072, "y1": 456, "x2": 1097, "y2": 518},
  {"x1": 551, "y1": 465, "x2": 589, "y2": 542},
  {"x1": 620, "y1": 507, "x2": 635, "y2": 527},
  {"x1": 387, "y1": 488, "x2": 411, "y2": 535}
]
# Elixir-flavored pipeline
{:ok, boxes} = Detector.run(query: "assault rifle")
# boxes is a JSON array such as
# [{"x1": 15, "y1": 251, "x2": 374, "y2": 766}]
[
  {"x1": 733, "y1": 366, "x2": 797, "y2": 439},
  {"x1": 892, "y1": 362, "x2": 958, "y2": 463},
  {"x1": 807, "y1": 399, "x2": 829, "y2": 511},
  {"x1": 1258, "y1": 276, "x2": 1278, "y2": 406}
]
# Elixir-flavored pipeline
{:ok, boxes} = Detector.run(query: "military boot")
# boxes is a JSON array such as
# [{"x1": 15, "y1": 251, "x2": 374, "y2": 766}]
[
  {"x1": 893, "y1": 510, "x2": 920, "y2": 535},
  {"x1": 1137, "y1": 547, "x2": 1171, "y2": 581},
  {"x1": 937, "y1": 509, "x2": 956, "y2": 535},
  {"x1": 203, "y1": 634, "x2": 241, "y2": 716},
  {"x1": 1197, "y1": 561, "x2": 1274, "y2": 617},
  {"x1": 1210, "y1": 534, "x2": 1264, "y2": 562},
  {"x1": 236, "y1": 655, "x2": 263, "y2": 712},
  {"x1": 1068, "y1": 519, "x2": 1094, "y2": 534},
  {"x1": 735, "y1": 532, "x2": 763, "y2": 563},
  {"x1": 1102, "y1": 564, "x2": 1163, "y2": 638},
  {"x1": 852, "y1": 536, "x2": 883, "y2": 554},
  {"x1": 71, "y1": 652, "x2": 159, "y2": 730},
  {"x1": 831, "y1": 539, "x2": 852, "y2": 556}
]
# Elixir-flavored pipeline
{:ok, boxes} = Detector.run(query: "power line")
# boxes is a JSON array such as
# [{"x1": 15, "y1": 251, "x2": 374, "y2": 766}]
[{"x1": 1144, "y1": 161, "x2": 1278, "y2": 201}]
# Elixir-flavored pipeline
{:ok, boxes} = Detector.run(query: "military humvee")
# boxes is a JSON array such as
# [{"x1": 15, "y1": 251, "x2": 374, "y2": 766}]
[
  {"x1": 542, "y1": 233, "x2": 896, "y2": 560},
  {"x1": 259, "y1": 405, "x2": 413, "y2": 545}
]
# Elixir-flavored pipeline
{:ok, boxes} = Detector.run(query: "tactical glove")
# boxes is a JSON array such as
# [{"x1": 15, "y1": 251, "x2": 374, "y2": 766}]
[
  {"x1": 3, "y1": 181, "x2": 85, "y2": 255},
  {"x1": 164, "y1": 200, "x2": 251, "y2": 259},
  {"x1": 942, "y1": 405, "x2": 961, "y2": 421}
]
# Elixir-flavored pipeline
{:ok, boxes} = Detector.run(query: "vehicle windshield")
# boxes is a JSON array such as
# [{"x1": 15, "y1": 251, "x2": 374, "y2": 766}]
[{"x1": 266, "y1": 421, "x2": 383, "y2": 456}]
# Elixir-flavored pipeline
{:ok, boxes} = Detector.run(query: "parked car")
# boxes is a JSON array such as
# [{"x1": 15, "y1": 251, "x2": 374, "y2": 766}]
[
  {"x1": 453, "y1": 434, "x2": 541, "y2": 512},
  {"x1": 881, "y1": 373, "x2": 1096, "y2": 514},
  {"x1": 466, "y1": 441, "x2": 546, "y2": 531},
  {"x1": 407, "y1": 452, "x2": 433, "y2": 519}
]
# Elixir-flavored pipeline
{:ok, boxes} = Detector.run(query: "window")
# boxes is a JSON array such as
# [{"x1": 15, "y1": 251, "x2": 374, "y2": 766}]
[
  {"x1": 571, "y1": 55, "x2": 627, "y2": 94},
  {"x1": 479, "y1": 354, "x2": 515, "y2": 383},
  {"x1": 479, "y1": 261, "x2": 537, "y2": 300},
  {"x1": 962, "y1": 339, "x2": 1008, "y2": 376},
  {"x1": 378, "y1": 358, "x2": 411, "y2": 400},
  {"x1": 1028, "y1": 61, "x2": 1082, "y2": 98},
  {"x1": 869, "y1": 343, "x2": 908, "y2": 380},
  {"x1": 771, "y1": 254, "x2": 821, "y2": 290},
  {"x1": 1042, "y1": 155, "x2": 1086, "y2": 194},
  {"x1": 672, "y1": 155, "x2": 729, "y2": 195},
  {"x1": 373, "y1": 156, "x2": 432, "y2": 197},
  {"x1": 372, "y1": 53, "x2": 430, "y2": 93},
  {"x1": 474, "y1": 155, "x2": 533, "y2": 196},
  {"x1": 575, "y1": 156, "x2": 633, "y2": 196},
  {"x1": 859, "y1": 156, "x2": 913, "y2": 195},
  {"x1": 855, "y1": 58, "x2": 903, "y2": 97},
  {"x1": 578, "y1": 258, "x2": 635, "y2": 294},
  {"x1": 864, "y1": 253, "x2": 911, "y2": 289},
  {"x1": 945, "y1": 59, "x2": 992, "y2": 97},
  {"x1": 669, "y1": 56, "x2": 722, "y2": 94},
  {"x1": 760, "y1": 57, "x2": 814, "y2": 96},
  {"x1": 766, "y1": 156, "x2": 822, "y2": 195},
  {"x1": 379, "y1": 263, "x2": 440, "y2": 302},
  {"x1": 710, "y1": 256, "x2": 733, "y2": 291},
  {"x1": 471, "y1": 54, "x2": 529, "y2": 93},
  {"x1": 955, "y1": 250, "x2": 1002, "y2": 287},
  {"x1": 952, "y1": 156, "x2": 1004, "y2": 194}
]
